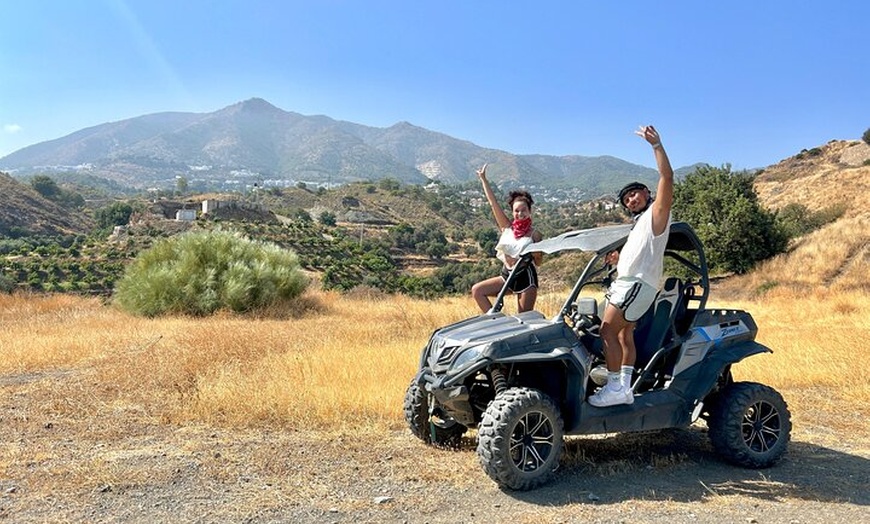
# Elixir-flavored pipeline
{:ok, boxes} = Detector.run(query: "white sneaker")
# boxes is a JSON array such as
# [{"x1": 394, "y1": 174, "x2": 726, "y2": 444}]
[{"x1": 588, "y1": 385, "x2": 634, "y2": 407}]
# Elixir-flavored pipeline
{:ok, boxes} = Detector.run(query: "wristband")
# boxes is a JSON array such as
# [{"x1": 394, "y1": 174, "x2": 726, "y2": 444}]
[{"x1": 652, "y1": 142, "x2": 663, "y2": 150}]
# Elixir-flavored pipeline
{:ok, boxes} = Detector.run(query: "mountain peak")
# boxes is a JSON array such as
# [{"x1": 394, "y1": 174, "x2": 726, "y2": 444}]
[
  {"x1": 233, "y1": 97, "x2": 281, "y2": 113},
  {"x1": 0, "y1": 99, "x2": 665, "y2": 193}
]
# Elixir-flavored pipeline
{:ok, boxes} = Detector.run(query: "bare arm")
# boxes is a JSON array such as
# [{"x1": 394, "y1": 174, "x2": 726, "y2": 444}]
[
  {"x1": 531, "y1": 229, "x2": 544, "y2": 266},
  {"x1": 635, "y1": 125, "x2": 674, "y2": 236},
  {"x1": 477, "y1": 164, "x2": 511, "y2": 231}
]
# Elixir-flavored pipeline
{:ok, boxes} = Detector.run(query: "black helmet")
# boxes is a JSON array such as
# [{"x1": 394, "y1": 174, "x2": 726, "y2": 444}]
[{"x1": 617, "y1": 181, "x2": 649, "y2": 209}]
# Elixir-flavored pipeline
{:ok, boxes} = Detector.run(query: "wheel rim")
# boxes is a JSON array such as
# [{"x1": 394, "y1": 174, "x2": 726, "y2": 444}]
[
  {"x1": 509, "y1": 410, "x2": 555, "y2": 472},
  {"x1": 741, "y1": 400, "x2": 782, "y2": 452}
]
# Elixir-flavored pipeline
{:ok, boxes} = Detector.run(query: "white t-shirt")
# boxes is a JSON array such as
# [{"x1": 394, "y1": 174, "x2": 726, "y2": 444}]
[
  {"x1": 616, "y1": 209, "x2": 672, "y2": 288},
  {"x1": 495, "y1": 227, "x2": 533, "y2": 269}
]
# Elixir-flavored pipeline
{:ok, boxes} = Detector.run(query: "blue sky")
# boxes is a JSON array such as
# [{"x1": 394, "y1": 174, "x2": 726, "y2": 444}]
[{"x1": 1, "y1": 1, "x2": 867, "y2": 170}]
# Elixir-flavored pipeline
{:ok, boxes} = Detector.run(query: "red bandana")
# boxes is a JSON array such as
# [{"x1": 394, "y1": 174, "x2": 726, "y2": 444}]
[{"x1": 512, "y1": 217, "x2": 532, "y2": 239}]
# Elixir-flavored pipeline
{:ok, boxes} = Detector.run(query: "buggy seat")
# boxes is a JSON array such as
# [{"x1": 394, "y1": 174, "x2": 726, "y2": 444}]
[{"x1": 633, "y1": 277, "x2": 688, "y2": 371}]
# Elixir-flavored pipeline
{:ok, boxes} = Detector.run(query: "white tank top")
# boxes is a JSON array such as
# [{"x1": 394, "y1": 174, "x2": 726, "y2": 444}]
[
  {"x1": 495, "y1": 227, "x2": 533, "y2": 269},
  {"x1": 616, "y1": 210, "x2": 672, "y2": 288}
]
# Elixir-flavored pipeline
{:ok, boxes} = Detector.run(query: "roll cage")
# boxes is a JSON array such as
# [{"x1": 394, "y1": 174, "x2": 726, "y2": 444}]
[{"x1": 489, "y1": 221, "x2": 709, "y2": 317}]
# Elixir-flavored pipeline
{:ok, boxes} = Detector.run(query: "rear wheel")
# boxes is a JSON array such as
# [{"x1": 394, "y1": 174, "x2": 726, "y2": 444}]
[
  {"x1": 707, "y1": 382, "x2": 791, "y2": 468},
  {"x1": 403, "y1": 374, "x2": 466, "y2": 447},
  {"x1": 477, "y1": 387, "x2": 564, "y2": 490}
]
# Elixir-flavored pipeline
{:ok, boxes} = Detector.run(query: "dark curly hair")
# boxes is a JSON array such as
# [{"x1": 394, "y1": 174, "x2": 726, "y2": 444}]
[{"x1": 508, "y1": 190, "x2": 534, "y2": 210}]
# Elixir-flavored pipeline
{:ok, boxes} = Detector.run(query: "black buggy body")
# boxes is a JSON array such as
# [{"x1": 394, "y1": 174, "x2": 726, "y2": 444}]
[{"x1": 404, "y1": 222, "x2": 791, "y2": 490}]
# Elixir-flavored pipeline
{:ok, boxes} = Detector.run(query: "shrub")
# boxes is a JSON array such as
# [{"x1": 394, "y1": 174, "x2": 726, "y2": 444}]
[
  {"x1": 674, "y1": 165, "x2": 788, "y2": 274},
  {"x1": 0, "y1": 273, "x2": 15, "y2": 294},
  {"x1": 94, "y1": 202, "x2": 134, "y2": 230},
  {"x1": 776, "y1": 202, "x2": 845, "y2": 239},
  {"x1": 113, "y1": 230, "x2": 308, "y2": 317},
  {"x1": 863, "y1": 127, "x2": 870, "y2": 145},
  {"x1": 318, "y1": 211, "x2": 337, "y2": 226}
]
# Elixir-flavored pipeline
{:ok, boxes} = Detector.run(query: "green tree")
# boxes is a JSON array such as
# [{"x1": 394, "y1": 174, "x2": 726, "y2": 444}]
[
  {"x1": 378, "y1": 177, "x2": 401, "y2": 191},
  {"x1": 388, "y1": 223, "x2": 417, "y2": 249},
  {"x1": 318, "y1": 211, "x2": 337, "y2": 226},
  {"x1": 176, "y1": 176, "x2": 189, "y2": 194},
  {"x1": 94, "y1": 202, "x2": 134, "y2": 230},
  {"x1": 114, "y1": 230, "x2": 308, "y2": 316},
  {"x1": 293, "y1": 208, "x2": 312, "y2": 222},
  {"x1": 863, "y1": 127, "x2": 870, "y2": 145},
  {"x1": 30, "y1": 175, "x2": 61, "y2": 199},
  {"x1": 674, "y1": 165, "x2": 787, "y2": 274},
  {"x1": 474, "y1": 227, "x2": 499, "y2": 256},
  {"x1": 424, "y1": 240, "x2": 447, "y2": 259}
]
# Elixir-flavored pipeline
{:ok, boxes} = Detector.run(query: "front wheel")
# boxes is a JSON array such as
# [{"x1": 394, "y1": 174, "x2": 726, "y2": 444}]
[
  {"x1": 403, "y1": 374, "x2": 466, "y2": 447},
  {"x1": 477, "y1": 387, "x2": 564, "y2": 490},
  {"x1": 707, "y1": 382, "x2": 791, "y2": 468}
]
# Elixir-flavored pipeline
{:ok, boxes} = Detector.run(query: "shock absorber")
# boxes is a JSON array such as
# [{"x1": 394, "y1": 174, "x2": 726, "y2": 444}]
[{"x1": 489, "y1": 365, "x2": 508, "y2": 396}]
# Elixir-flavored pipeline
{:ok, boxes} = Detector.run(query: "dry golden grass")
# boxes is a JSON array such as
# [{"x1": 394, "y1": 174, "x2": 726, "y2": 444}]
[
  {"x1": 0, "y1": 290, "x2": 473, "y2": 432},
  {"x1": 716, "y1": 211, "x2": 869, "y2": 298},
  {"x1": 2, "y1": 284, "x2": 868, "y2": 522},
  {"x1": 709, "y1": 287, "x2": 870, "y2": 438},
  {"x1": 2, "y1": 283, "x2": 868, "y2": 438}
]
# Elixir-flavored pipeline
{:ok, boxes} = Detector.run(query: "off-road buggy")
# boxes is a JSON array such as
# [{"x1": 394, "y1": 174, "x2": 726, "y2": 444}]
[{"x1": 404, "y1": 222, "x2": 791, "y2": 490}]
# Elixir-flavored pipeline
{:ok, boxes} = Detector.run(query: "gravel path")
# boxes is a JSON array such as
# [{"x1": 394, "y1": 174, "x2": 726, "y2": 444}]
[{"x1": 1, "y1": 370, "x2": 868, "y2": 523}]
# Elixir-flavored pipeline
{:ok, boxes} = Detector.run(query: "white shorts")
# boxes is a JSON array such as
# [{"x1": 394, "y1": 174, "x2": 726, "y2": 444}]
[{"x1": 607, "y1": 277, "x2": 658, "y2": 322}]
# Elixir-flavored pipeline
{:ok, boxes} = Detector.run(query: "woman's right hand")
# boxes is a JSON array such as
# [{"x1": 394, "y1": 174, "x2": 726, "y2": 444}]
[{"x1": 476, "y1": 163, "x2": 488, "y2": 180}]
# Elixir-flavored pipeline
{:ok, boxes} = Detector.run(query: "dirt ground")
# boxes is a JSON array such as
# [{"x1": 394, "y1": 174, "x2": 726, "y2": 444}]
[{"x1": 1, "y1": 368, "x2": 868, "y2": 524}]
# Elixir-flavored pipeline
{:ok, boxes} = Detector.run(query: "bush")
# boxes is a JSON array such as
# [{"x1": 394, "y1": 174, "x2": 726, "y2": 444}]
[
  {"x1": 318, "y1": 211, "x2": 337, "y2": 226},
  {"x1": 113, "y1": 230, "x2": 308, "y2": 316},
  {"x1": 30, "y1": 175, "x2": 61, "y2": 199},
  {"x1": 0, "y1": 273, "x2": 15, "y2": 294},
  {"x1": 674, "y1": 165, "x2": 788, "y2": 274},
  {"x1": 863, "y1": 128, "x2": 870, "y2": 145},
  {"x1": 776, "y1": 202, "x2": 845, "y2": 239},
  {"x1": 95, "y1": 202, "x2": 134, "y2": 231}
]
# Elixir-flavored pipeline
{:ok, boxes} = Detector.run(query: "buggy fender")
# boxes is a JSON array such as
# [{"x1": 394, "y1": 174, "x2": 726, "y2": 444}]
[
  {"x1": 672, "y1": 340, "x2": 772, "y2": 401},
  {"x1": 496, "y1": 346, "x2": 580, "y2": 364}
]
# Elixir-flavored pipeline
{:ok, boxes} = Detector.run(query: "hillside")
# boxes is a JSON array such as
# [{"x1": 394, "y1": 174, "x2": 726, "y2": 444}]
[
  {"x1": 754, "y1": 139, "x2": 870, "y2": 218},
  {"x1": 720, "y1": 139, "x2": 870, "y2": 298},
  {"x1": 0, "y1": 172, "x2": 94, "y2": 237},
  {"x1": 1, "y1": 135, "x2": 867, "y2": 298},
  {"x1": 0, "y1": 98, "x2": 659, "y2": 194}
]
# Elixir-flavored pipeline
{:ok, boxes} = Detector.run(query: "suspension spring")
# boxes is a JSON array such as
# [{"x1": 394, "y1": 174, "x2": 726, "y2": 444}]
[{"x1": 490, "y1": 366, "x2": 508, "y2": 396}]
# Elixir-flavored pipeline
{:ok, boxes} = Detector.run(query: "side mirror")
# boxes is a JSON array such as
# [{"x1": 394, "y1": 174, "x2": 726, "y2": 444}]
[{"x1": 574, "y1": 297, "x2": 598, "y2": 316}]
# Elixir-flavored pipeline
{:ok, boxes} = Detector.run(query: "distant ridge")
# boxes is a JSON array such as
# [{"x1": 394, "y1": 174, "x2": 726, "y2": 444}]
[{"x1": 0, "y1": 98, "x2": 659, "y2": 195}]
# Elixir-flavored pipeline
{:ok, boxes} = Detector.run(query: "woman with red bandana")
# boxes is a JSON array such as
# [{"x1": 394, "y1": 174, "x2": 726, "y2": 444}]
[{"x1": 471, "y1": 163, "x2": 543, "y2": 313}]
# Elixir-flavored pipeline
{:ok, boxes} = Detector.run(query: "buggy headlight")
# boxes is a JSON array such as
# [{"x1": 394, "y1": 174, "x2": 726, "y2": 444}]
[{"x1": 449, "y1": 346, "x2": 484, "y2": 373}]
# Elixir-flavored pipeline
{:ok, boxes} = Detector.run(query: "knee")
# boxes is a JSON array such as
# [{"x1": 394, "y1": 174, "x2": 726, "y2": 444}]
[
  {"x1": 600, "y1": 322, "x2": 618, "y2": 343},
  {"x1": 616, "y1": 328, "x2": 634, "y2": 346}
]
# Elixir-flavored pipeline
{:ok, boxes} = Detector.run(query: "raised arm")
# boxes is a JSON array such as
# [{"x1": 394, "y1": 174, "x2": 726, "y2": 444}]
[
  {"x1": 635, "y1": 125, "x2": 674, "y2": 236},
  {"x1": 477, "y1": 164, "x2": 511, "y2": 231}
]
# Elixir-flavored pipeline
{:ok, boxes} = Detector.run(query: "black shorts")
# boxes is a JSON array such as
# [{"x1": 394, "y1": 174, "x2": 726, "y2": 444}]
[{"x1": 500, "y1": 264, "x2": 539, "y2": 294}]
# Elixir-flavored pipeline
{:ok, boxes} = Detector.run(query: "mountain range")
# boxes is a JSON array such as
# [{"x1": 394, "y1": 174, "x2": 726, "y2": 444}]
[{"x1": 0, "y1": 98, "x2": 672, "y2": 197}]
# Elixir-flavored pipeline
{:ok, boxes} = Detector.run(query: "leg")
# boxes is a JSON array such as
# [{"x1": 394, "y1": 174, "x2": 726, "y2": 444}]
[
  {"x1": 616, "y1": 320, "x2": 638, "y2": 390},
  {"x1": 589, "y1": 303, "x2": 635, "y2": 407},
  {"x1": 616, "y1": 321, "x2": 637, "y2": 368},
  {"x1": 516, "y1": 286, "x2": 537, "y2": 312},
  {"x1": 471, "y1": 276, "x2": 508, "y2": 313},
  {"x1": 600, "y1": 303, "x2": 630, "y2": 373}
]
